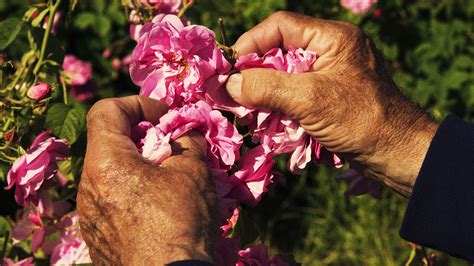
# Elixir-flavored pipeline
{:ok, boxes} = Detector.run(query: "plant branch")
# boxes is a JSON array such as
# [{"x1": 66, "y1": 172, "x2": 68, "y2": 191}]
[{"x1": 33, "y1": 0, "x2": 61, "y2": 75}]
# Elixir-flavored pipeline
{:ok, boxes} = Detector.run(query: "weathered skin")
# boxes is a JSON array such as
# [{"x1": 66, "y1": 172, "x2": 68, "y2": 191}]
[
  {"x1": 78, "y1": 11, "x2": 439, "y2": 265},
  {"x1": 227, "y1": 11, "x2": 438, "y2": 197},
  {"x1": 77, "y1": 96, "x2": 218, "y2": 265}
]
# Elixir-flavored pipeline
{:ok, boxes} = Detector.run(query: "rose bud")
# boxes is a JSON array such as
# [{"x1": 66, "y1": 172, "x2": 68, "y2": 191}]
[
  {"x1": 27, "y1": 82, "x2": 52, "y2": 101},
  {"x1": 4, "y1": 131, "x2": 14, "y2": 142}
]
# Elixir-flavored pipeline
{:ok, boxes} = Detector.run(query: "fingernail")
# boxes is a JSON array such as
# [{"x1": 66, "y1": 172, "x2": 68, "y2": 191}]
[{"x1": 226, "y1": 73, "x2": 242, "y2": 100}]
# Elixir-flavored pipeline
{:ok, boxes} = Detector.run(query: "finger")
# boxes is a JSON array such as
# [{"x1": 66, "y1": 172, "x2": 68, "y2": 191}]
[
  {"x1": 161, "y1": 132, "x2": 207, "y2": 167},
  {"x1": 85, "y1": 96, "x2": 168, "y2": 172},
  {"x1": 226, "y1": 69, "x2": 324, "y2": 119},
  {"x1": 233, "y1": 12, "x2": 348, "y2": 65},
  {"x1": 161, "y1": 132, "x2": 211, "y2": 184},
  {"x1": 87, "y1": 95, "x2": 168, "y2": 137}
]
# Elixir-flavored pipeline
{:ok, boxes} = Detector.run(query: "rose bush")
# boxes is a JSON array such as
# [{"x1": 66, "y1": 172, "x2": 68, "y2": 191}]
[{"x1": 0, "y1": 0, "x2": 471, "y2": 265}]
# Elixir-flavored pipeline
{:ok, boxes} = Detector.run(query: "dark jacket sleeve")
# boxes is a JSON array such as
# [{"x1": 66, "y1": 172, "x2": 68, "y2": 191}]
[{"x1": 400, "y1": 115, "x2": 474, "y2": 262}]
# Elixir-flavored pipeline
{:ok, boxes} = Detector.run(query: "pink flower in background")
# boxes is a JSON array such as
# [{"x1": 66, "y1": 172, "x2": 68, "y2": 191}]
[
  {"x1": 336, "y1": 169, "x2": 382, "y2": 198},
  {"x1": 135, "y1": 101, "x2": 242, "y2": 169},
  {"x1": 340, "y1": 0, "x2": 377, "y2": 14},
  {"x1": 49, "y1": 212, "x2": 92, "y2": 265},
  {"x1": 111, "y1": 58, "x2": 121, "y2": 70},
  {"x1": 2, "y1": 257, "x2": 34, "y2": 266},
  {"x1": 130, "y1": 15, "x2": 232, "y2": 109},
  {"x1": 27, "y1": 82, "x2": 51, "y2": 102},
  {"x1": 11, "y1": 196, "x2": 71, "y2": 253},
  {"x1": 121, "y1": 55, "x2": 132, "y2": 72},
  {"x1": 102, "y1": 49, "x2": 112, "y2": 59},
  {"x1": 62, "y1": 55, "x2": 92, "y2": 86},
  {"x1": 5, "y1": 130, "x2": 69, "y2": 206},
  {"x1": 237, "y1": 244, "x2": 288, "y2": 266},
  {"x1": 227, "y1": 145, "x2": 275, "y2": 206},
  {"x1": 373, "y1": 8, "x2": 382, "y2": 17},
  {"x1": 128, "y1": 0, "x2": 182, "y2": 14},
  {"x1": 12, "y1": 207, "x2": 46, "y2": 252},
  {"x1": 42, "y1": 12, "x2": 62, "y2": 34},
  {"x1": 140, "y1": 0, "x2": 182, "y2": 14},
  {"x1": 70, "y1": 81, "x2": 96, "y2": 102}
]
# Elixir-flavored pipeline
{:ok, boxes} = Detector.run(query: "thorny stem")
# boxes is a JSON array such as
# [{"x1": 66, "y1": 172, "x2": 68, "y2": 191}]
[
  {"x1": 2, "y1": 118, "x2": 12, "y2": 131},
  {"x1": 0, "y1": 152, "x2": 16, "y2": 161},
  {"x1": 5, "y1": 97, "x2": 24, "y2": 105},
  {"x1": 60, "y1": 73, "x2": 68, "y2": 105},
  {"x1": 33, "y1": 0, "x2": 61, "y2": 75},
  {"x1": 404, "y1": 247, "x2": 416, "y2": 266},
  {"x1": 177, "y1": 0, "x2": 192, "y2": 18},
  {"x1": 0, "y1": 230, "x2": 9, "y2": 260}
]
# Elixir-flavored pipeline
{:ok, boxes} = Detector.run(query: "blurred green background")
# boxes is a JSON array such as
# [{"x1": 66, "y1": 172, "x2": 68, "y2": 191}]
[{"x1": 1, "y1": 0, "x2": 472, "y2": 265}]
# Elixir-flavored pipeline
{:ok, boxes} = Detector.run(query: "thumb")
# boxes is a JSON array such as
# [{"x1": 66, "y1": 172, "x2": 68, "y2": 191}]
[
  {"x1": 160, "y1": 131, "x2": 208, "y2": 170},
  {"x1": 226, "y1": 68, "x2": 317, "y2": 118}
]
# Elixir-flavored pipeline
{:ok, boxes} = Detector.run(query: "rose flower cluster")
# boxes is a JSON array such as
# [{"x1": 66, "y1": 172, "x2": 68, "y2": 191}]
[{"x1": 128, "y1": 5, "x2": 347, "y2": 263}]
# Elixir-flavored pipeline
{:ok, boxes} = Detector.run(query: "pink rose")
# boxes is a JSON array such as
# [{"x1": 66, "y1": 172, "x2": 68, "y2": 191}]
[
  {"x1": 42, "y1": 12, "x2": 62, "y2": 34},
  {"x1": 130, "y1": 14, "x2": 232, "y2": 110},
  {"x1": 227, "y1": 145, "x2": 275, "y2": 206},
  {"x1": 49, "y1": 212, "x2": 92, "y2": 265},
  {"x1": 220, "y1": 207, "x2": 239, "y2": 237},
  {"x1": 237, "y1": 244, "x2": 288, "y2": 266},
  {"x1": 111, "y1": 58, "x2": 121, "y2": 70},
  {"x1": 236, "y1": 48, "x2": 342, "y2": 173},
  {"x1": 27, "y1": 82, "x2": 51, "y2": 102},
  {"x1": 12, "y1": 207, "x2": 45, "y2": 252},
  {"x1": 11, "y1": 194, "x2": 71, "y2": 253},
  {"x1": 5, "y1": 130, "x2": 69, "y2": 206},
  {"x1": 129, "y1": 0, "x2": 182, "y2": 14},
  {"x1": 102, "y1": 49, "x2": 112, "y2": 58},
  {"x1": 340, "y1": 0, "x2": 377, "y2": 14},
  {"x1": 2, "y1": 257, "x2": 34, "y2": 266},
  {"x1": 70, "y1": 81, "x2": 96, "y2": 102},
  {"x1": 135, "y1": 101, "x2": 242, "y2": 169},
  {"x1": 62, "y1": 55, "x2": 92, "y2": 86}
]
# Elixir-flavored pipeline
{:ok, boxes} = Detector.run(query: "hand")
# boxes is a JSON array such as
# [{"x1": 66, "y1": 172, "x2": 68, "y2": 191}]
[
  {"x1": 77, "y1": 96, "x2": 218, "y2": 265},
  {"x1": 226, "y1": 11, "x2": 438, "y2": 197}
]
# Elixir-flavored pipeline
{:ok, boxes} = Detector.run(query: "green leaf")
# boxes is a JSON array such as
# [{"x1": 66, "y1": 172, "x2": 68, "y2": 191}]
[
  {"x1": 0, "y1": 216, "x2": 11, "y2": 236},
  {"x1": 45, "y1": 103, "x2": 86, "y2": 144},
  {"x1": 233, "y1": 208, "x2": 259, "y2": 248},
  {"x1": 74, "y1": 12, "x2": 96, "y2": 30},
  {"x1": 0, "y1": 18, "x2": 23, "y2": 50},
  {"x1": 96, "y1": 16, "x2": 111, "y2": 37},
  {"x1": 0, "y1": 162, "x2": 10, "y2": 181}
]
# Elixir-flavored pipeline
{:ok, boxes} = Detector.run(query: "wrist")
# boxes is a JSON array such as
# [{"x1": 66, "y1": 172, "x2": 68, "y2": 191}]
[
  {"x1": 365, "y1": 99, "x2": 439, "y2": 197},
  {"x1": 124, "y1": 240, "x2": 213, "y2": 265}
]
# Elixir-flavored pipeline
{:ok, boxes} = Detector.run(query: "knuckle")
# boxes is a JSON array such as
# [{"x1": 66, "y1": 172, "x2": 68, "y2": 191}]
[
  {"x1": 337, "y1": 22, "x2": 365, "y2": 41},
  {"x1": 269, "y1": 11, "x2": 291, "y2": 21},
  {"x1": 86, "y1": 99, "x2": 120, "y2": 126}
]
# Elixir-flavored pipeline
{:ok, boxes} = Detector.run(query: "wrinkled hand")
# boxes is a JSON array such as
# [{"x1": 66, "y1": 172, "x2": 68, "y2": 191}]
[
  {"x1": 77, "y1": 96, "x2": 218, "y2": 265},
  {"x1": 226, "y1": 12, "x2": 438, "y2": 197}
]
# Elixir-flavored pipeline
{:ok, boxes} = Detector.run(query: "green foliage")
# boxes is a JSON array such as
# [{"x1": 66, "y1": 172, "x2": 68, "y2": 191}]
[
  {"x1": 45, "y1": 103, "x2": 86, "y2": 145},
  {"x1": 0, "y1": 18, "x2": 23, "y2": 50},
  {"x1": 0, "y1": 0, "x2": 472, "y2": 265}
]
